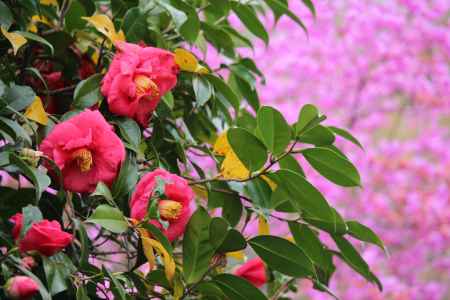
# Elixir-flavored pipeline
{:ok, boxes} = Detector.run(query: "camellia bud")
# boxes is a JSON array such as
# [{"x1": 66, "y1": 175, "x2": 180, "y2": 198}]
[
  {"x1": 158, "y1": 200, "x2": 182, "y2": 220},
  {"x1": 5, "y1": 276, "x2": 39, "y2": 300}
]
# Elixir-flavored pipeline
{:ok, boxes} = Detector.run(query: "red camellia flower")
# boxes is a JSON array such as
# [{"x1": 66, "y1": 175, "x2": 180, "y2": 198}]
[
  {"x1": 19, "y1": 219, "x2": 73, "y2": 256},
  {"x1": 234, "y1": 258, "x2": 267, "y2": 288},
  {"x1": 9, "y1": 212, "x2": 23, "y2": 240},
  {"x1": 40, "y1": 110, "x2": 125, "y2": 193},
  {"x1": 5, "y1": 276, "x2": 39, "y2": 300},
  {"x1": 101, "y1": 42, "x2": 178, "y2": 126},
  {"x1": 130, "y1": 169, "x2": 193, "y2": 241}
]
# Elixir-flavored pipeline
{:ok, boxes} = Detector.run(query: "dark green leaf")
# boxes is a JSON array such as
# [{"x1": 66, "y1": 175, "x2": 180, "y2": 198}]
[
  {"x1": 302, "y1": 147, "x2": 361, "y2": 187},
  {"x1": 301, "y1": 0, "x2": 316, "y2": 17},
  {"x1": 303, "y1": 207, "x2": 348, "y2": 235},
  {"x1": 65, "y1": 0, "x2": 88, "y2": 32},
  {"x1": 298, "y1": 125, "x2": 335, "y2": 146},
  {"x1": 216, "y1": 229, "x2": 247, "y2": 253},
  {"x1": 43, "y1": 253, "x2": 76, "y2": 295},
  {"x1": 222, "y1": 195, "x2": 243, "y2": 227},
  {"x1": 172, "y1": 0, "x2": 200, "y2": 43},
  {"x1": 72, "y1": 73, "x2": 103, "y2": 109},
  {"x1": 296, "y1": 103, "x2": 319, "y2": 134},
  {"x1": 1, "y1": 84, "x2": 36, "y2": 114},
  {"x1": 278, "y1": 154, "x2": 304, "y2": 176},
  {"x1": 115, "y1": 117, "x2": 141, "y2": 151},
  {"x1": 346, "y1": 220, "x2": 385, "y2": 252},
  {"x1": 205, "y1": 74, "x2": 240, "y2": 110},
  {"x1": 328, "y1": 126, "x2": 364, "y2": 149},
  {"x1": 0, "y1": 117, "x2": 32, "y2": 146},
  {"x1": 249, "y1": 235, "x2": 314, "y2": 277},
  {"x1": 256, "y1": 106, "x2": 291, "y2": 156},
  {"x1": 265, "y1": 0, "x2": 307, "y2": 33},
  {"x1": 227, "y1": 127, "x2": 268, "y2": 172},
  {"x1": 112, "y1": 153, "x2": 138, "y2": 200},
  {"x1": 244, "y1": 177, "x2": 271, "y2": 209},
  {"x1": 0, "y1": 0, "x2": 13, "y2": 29},
  {"x1": 122, "y1": 7, "x2": 149, "y2": 43},
  {"x1": 213, "y1": 274, "x2": 267, "y2": 300},
  {"x1": 209, "y1": 217, "x2": 229, "y2": 249},
  {"x1": 193, "y1": 75, "x2": 213, "y2": 106},
  {"x1": 103, "y1": 266, "x2": 127, "y2": 300},
  {"x1": 183, "y1": 207, "x2": 214, "y2": 284},
  {"x1": 16, "y1": 31, "x2": 54, "y2": 55},
  {"x1": 231, "y1": 3, "x2": 269, "y2": 44},
  {"x1": 157, "y1": 0, "x2": 188, "y2": 29},
  {"x1": 87, "y1": 204, "x2": 128, "y2": 234}
]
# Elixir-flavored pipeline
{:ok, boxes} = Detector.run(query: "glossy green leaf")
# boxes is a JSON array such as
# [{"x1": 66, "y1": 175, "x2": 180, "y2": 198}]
[
  {"x1": 264, "y1": 0, "x2": 307, "y2": 33},
  {"x1": 112, "y1": 153, "x2": 138, "y2": 200},
  {"x1": 0, "y1": 0, "x2": 13, "y2": 29},
  {"x1": 231, "y1": 3, "x2": 269, "y2": 44},
  {"x1": 43, "y1": 253, "x2": 76, "y2": 295},
  {"x1": 115, "y1": 117, "x2": 141, "y2": 151},
  {"x1": 216, "y1": 229, "x2": 247, "y2": 253},
  {"x1": 347, "y1": 220, "x2": 386, "y2": 252},
  {"x1": 249, "y1": 235, "x2": 314, "y2": 277},
  {"x1": 328, "y1": 126, "x2": 364, "y2": 149},
  {"x1": 1, "y1": 84, "x2": 36, "y2": 114},
  {"x1": 278, "y1": 154, "x2": 304, "y2": 176},
  {"x1": 86, "y1": 204, "x2": 128, "y2": 234},
  {"x1": 301, "y1": 0, "x2": 316, "y2": 16},
  {"x1": 193, "y1": 75, "x2": 213, "y2": 106},
  {"x1": 16, "y1": 31, "x2": 54, "y2": 55},
  {"x1": 213, "y1": 274, "x2": 268, "y2": 300},
  {"x1": 209, "y1": 217, "x2": 229, "y2": 249},
  {"x1": 72, "y1": 73, "x2": 103, "y2": 109},
  {"x1": 205, "y1": 74, "x2": 240, "y2": 110},
  {"x1": 302, "y1": 147, "x2": 361, "y2": 187},
  {"x1": 257, "y1": 106, "x2": 291, "y2": 156},
  {"x1": 122, "y1": 7, "x2": 149, "y2": 43},
  {"x1": 91, "y1": 181, "x2": 114, "y2": 204},
  {"x1": 183, "y1": 207, "x2": 214, "y2": 284},
  {"x1": 157, "y1": 0, "x2": 188, "y2": 30},
  {"x1": 298, "y1": 125, "x2": 335, "y2": 146},
  {"x1": 227, "y1": 127, "x2": 268, "y2": 172}
]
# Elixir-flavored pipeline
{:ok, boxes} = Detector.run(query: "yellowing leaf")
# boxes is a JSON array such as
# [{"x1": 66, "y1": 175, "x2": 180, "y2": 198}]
[
  {"x1": 40, "y1": 0, "x2": 58, "y2": 6},
  {"x1": 192, "y1": 184, "x2": 208, "y2": 199},
  {"x1": 174, "y1": 48, "x2": 209, "y2": 74},
  {"x1": 147, "y1": 238, "x2": 176, "y2": 282},
  {"x1": 213, "y1": 131, "x2": 232, "y2": 156},
  {"x1": 221, "y1": 150, "x2": 250, "y2": 180},
  {"x1": 82, "y1": 14, "x2": 125, "y2": 44},
  {"x1": 173, "y1": 276, "x2": 184, "y2": 300},
  {"x1": 227, "y1": 250, "x2": 245, "y2": 261},
  {"x1": 24, "y1": 96, "x2": 48, "y2": 125},
  {"x1": 141, "y1": 234, "x2": 156, "y2": 269},
  {"x1": 261, "y1": 175, "x2": 277, "y2": 191},
  {"x1": 1, "y1": 27, "x2": 27, "y2": 55},
  {"x1": 258, "y1": 215, "x2": 270, "y2": 235},
  {"x1": 28, "y1": 15, "x2": 52, "y2": 33}
]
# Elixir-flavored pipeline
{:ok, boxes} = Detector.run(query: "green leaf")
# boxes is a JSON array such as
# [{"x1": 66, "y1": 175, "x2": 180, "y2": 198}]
[
  {"x1": 328, "y1": 126, "x2": 364, "y2": 149},
  {"x1": 234, "y1": 76, "x2": 259, "y2": 112},
  {"x1": 162, "y1": 92, "x2": 174, "y2": 109},
  {"x1": 202, "y1": 22, "x2": 235, "y2": 57},
  {"x1": 183, "y1": 207, "x2": 214, "y2": 284},
  {"x1": 90, "y1": 181, "x2": 114, "y2": 204},
  {"x1": 1, "y1": 84, "x2": 36, "y2": 114},
  {"x1": 16, "y1": 31, "x2": 54, "y2": 55},
  {"x1": 213, "y1": 274, "x2": 268, "y2": 300},
  {"x1": 257, "y1": 106, "x2": 292, "y2": 156},
  {"x1": 216, "y1": 229, "x2": 247, "y2": 253},
  {"x1": 193, "y1": 75, "x2": 213, "y2": 106},
  {"x1": 20, "y1": 205, "x2": 43, "y2": 239},
  {"x1": 73, "y1": 219, "x2": 90, "y2": 268},
  {"x1": 111, "y1": 0, "x2": 127, "y2": 18},
  {"x1": 302, "y1": 147, "x2": 361, "y2": 187},
  {"x1": 346, "y1": 220, "x2": 386, "y2": 252},
  {"x1": 72, "y1": 73, "x2": 103, "y2": 109},
  {"x1": 112, "y1": 153, "x2": 138, "y2": 200},
  {"x1": 76, "y1": 286, "x2": 91, "y2": 300},
  {"x1": 122, "y1": 7, "x2": 149, "y2": 43},
  {"x1": 289, "y1": 222, "x2": 331, "y2": 271},
  {"x1": 205, "y1": 74, "x2": 240, "y2": 110},
  {"x1": 271, "y1": 169, "x2": 334, "y2": 223},
  {"x1": 141, "y1": 222, "x2": 173, "y2": 256},
  {"x1": 194, "y1": 281, "x2": 227, "y2": 299},
  {"x1": 244, "y1": 177, "x2": 271, "y2": 209},
  {"x1": 278, "y1": 154, "x2": 304, "y2": 176},
  {"x1": 0, "y1": 0, "x2": 13, "y2": 29},
  {"x1": 227, "y1": 127, "x2": 268, "y2": 172},
  {"x1": 249, "y1": 235, "x2": 314, "y2": 277},
  {"x1": 115, "y1": 117, "x2": 141, "y2": 152},
  {"x1": 231, "y1": 3, "x2": 269, "y2": 45},
  {"x1": 296, "y1": 103, "x2": 319, "y2": 134},
  {"x1": 65, "y1": 0, "x2": 88, "y2": 32},
  {"x1": 264, "y1": 0, "x2": 307, "y2": 33},
  {"x1": 156, "y1": 0, "x2": 188, "y2": 30},
  {"x1": 10, "y1": 153, "x2": 51, "y2": 201},
  {"x1": 301, "y1": 0, "x2": 316, "y2": 17},
  {"x1": 86, "y1": 204, "x2": 128, "y2": 234},
  {"x1": 222, "y1": 195, "x2": 243, "y2": 227},
  {"x1": 43, "y1": 253, "x2": 76, "y2": 295},
  {"x1": 303, "y1": 207, "x2": 348, "y2": 235},
  {"x1": 103, "y1": 266, "x2": 127, "y2": 300},
  {"x1": 172, "y1": 0, "x2": 200, "y2": 43},
  {"x1": 209, "y1": 217, "x2": 229, "y2": 249},
  {"x1": 298, "y1": 125, "x2": 335, "y2": 146},
  {"x1": 0, "y1": 117, "x2": 32, "y2": 146}
]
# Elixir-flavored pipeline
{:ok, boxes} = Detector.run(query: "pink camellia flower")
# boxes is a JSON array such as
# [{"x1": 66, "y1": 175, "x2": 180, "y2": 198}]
[
  {"x1": 5, "y1": 276, "x2": 39, "y2": 300},
  {"x1": 101, "y1": 42, "x2": 178, "y2": 126},
  {"x1": 9, "y1": 213, "x2": 23, "y2": 240},
  {"x1": 130, "y1": 169, "x2": 193, "y2": 241},
  {"x1": 40, "y1": 110, "x2": 125, "y2": 193},
  {"x1": 234, "y1": 258, "x2": 267, "y2": 288},
  {"x1": 19, "y1": 220, "x2": 73, "y2": 256}
]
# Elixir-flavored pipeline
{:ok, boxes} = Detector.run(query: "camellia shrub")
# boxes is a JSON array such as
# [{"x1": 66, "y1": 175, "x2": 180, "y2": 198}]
[{"x1": 0, "y1": 0, "x2": 384, "y2": 299}]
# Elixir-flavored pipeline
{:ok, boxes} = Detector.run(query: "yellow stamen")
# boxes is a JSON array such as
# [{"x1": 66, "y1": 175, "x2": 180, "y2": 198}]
[
  {"x1": 134, "y1": 75, "x2": 160, "y2": 99},
  {"x1": 72, "y1": 148, "x2": 93, "y2": 172},
  {"x1": 158, "y1": 200, "x2": 182, "y2": 220}
]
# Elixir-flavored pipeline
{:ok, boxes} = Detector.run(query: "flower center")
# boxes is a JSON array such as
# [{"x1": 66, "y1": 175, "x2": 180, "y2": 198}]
[
  {"x1": 134, "y1": 75, "x2": 160, "y2": 99},
  {"x1": 158, "y1": 200, "x2": 182, "y2": 220},
  {"x1": 72, "y1": 148, "x2": 93, "y2": 172}
]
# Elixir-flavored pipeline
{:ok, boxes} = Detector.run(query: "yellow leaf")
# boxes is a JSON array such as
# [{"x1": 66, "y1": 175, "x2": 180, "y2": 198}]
[
  {"x1": 28, "y1": 15, "x2": 52, "y2": 33},
  {"x1": 1, "y1": 27, "x2": 27, "y2": 55},
  {"x1": 221, "y1": 150, "x2": 250, "y2": 180},
  {"x1": 24, "y1": 96, "x2": 48, "y2": 125},
  {"x1": 82, "y1": 14, "x2": 125, "y2": 44},
  {"x1": 213, "y1": 131, "x2": 231, "y2": 156},
  {"x1": 192, "y1": 184, "x2": 208, "y2": 200},
  {"x1": 40, "y1": 0, "x2": 58, "y2": 6},
  {"x1": 227, "y1": 250, "x2": 245, "y2": 261},
  {"x1": 173, "y1": 276, "x2": 184, "y2": 300},
  {"x1": 261, "y1": 175, "x2": 277, "y2": 191},
  {"x1": 258, "y1": 215, "x2": 270, "y2": 235},
  {"x1": 147, "y1": 238, "x2": 176, "y2": 283},
  {"x1": 174, "y1": 48, "x2": 209, "y2": 74}
]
